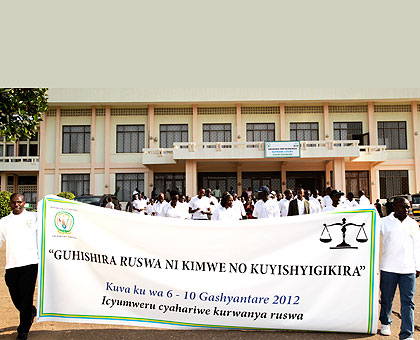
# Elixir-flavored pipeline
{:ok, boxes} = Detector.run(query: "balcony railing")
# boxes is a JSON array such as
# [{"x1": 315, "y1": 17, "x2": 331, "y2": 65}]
[{"x1": 0, "y1": 156, "x2": 40, "y2": 170}]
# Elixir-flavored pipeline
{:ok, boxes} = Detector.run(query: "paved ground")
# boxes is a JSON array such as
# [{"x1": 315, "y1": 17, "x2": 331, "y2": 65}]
[{"x1": 0, "y1": 247, "x2": 419, "y2": 340}]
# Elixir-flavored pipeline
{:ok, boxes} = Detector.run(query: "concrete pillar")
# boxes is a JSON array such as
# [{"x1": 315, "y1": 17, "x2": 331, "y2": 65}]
[
  {"x1": 323, "y1": 103, "x2": 330, "y2": 140},
  {"x1": 90, "y1": 106, "x2": 96, "y2": 195},
  {"x1": 236, "y1": 104, "x2": 242, "y2": 141},
  {"x1": 1, "y1": 172, "x2": 7, "y2": 191},
  {"x1": 237, "y1": 163, "x2": 242, "y2": 194},
  {"x1": 333, "y1": 158, "x2": 345, "y2": 192},
  {"x1": 412, "y1": 101, "x2": 420, "y2": 193},
  {"x1": 38, "y1": 112, "x2": 47, "y2": 199},
  {"x1": 54, "y1": 107, "x2": 61, "y2": 193},
  {"x1": 185, "y1": 160, "x2": 197, "y2": 197},
  {"x1": 104, "y1": 106, "x2": 111, "y2": 194},
  {"x1": 148, "y1": 105, "x2": 155, "y2": 148},
  {"x1": 368, "y1": 102, "x2": 376, "y2": 145},
  {"x1": 192, "y1": 104, "x2": 198, "y2": 142},
  {"x1": 280, "y1": 103, "x2": 286, "y2": 140},
  {"x1": 370, "y1": 165, "x2": 378, "y2": 202},
  {"x1": 281, "y1": 164, "x2": 287, "y2": 192},
  {"x1": 146, "y1": 168, "x2": 154, "y2": 197},
  {"x1": 325, "y1": 161, "x2": 333, "y2": 189}
]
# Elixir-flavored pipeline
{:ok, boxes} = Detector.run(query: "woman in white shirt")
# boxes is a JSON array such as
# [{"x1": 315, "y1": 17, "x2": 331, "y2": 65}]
[{"x1": 212, "y1": 193, "x2": 236, "y2": 220}]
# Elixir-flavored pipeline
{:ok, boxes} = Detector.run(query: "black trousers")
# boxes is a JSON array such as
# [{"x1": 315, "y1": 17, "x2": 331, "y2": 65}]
[{"x1": 5, "y1": 264, "x2": 38, "y2": 333}]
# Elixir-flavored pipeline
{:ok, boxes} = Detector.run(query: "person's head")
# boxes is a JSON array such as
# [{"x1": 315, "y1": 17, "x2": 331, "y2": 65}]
[
  {"x1": 326, "y1": 187, "x2": 332, "y2": 195},
  {"x1": 198, "y1": 188, "x2": 205, "y2": 198},
  {"x1": 284, "y1": 189, "x2": 293, "y2": 200},
  {"x1": 107, "y1": 197, "x2": 112, "y2": 203},
  {"x1": 206, "y1": 188, "x2": 212, "y2": 197},
  {"x1": 233, "y1": 193, "x2": 238, "y2": 201},
  {"x1": 376, "y1": 199, "x2": 380, "y2": 203},
  {"x1": 138, "y1": 193, "x2": 143, "y2": 200},
  {"x1": 277, "y1": 192, "x2": 283, "y2": 201},
  {"x1": 393, "y1": 197, "x2": 410, "y2": 221},
  {"x1": 186, "y1": 195, "x2": 191, "y2": 202},
  {"x1": 10, "y1": 193, "x2": 25, "y2": 215},
  {"x1": 296, "y1": 188, "x2": 304, "y2": 200},
  {"x1": 221, "y1": 193, "x2": 233, "y2": 209},
  {"x1": 170, "y1": 189, "x2": 180, "y2": 205},
  {"x1": 179, "y1": 195, "x2": 186, "y2": 203},
  {"x1": 313, "y1": 189, "x2": 319, "y2": 198},
  {"x1": 330, "y1": 190, "x2": 344, "y2": 207},
  {"x1": 358, "y1": 190, "x2": 365, "y2": 197},
  {"x1": 132, "y1": 194, "x2": 138, "y2": 201},
  {"x1": 157, "y1": 193, "x2": 164, "y2": 203},
  {"x1": 304, "y1": 189, "x2": 311, "y2": 201},
  {"x1": 257, "y1": 186, "x2": 270, "y2": 201},
  {"x1": 149, "y1": 198, "x2": 155, "y2": 204},
  {"x1": 246, "y1": 197, "x2": 252, "y2": 205},
  {"x1": 347, "y1": 192, "x2": 354, "y2": 201}
]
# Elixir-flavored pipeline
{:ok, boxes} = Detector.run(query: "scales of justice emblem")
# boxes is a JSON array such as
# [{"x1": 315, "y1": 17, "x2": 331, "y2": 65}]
[{"x1": 320, "y1": 218, "x2": 368, "y2": 249}]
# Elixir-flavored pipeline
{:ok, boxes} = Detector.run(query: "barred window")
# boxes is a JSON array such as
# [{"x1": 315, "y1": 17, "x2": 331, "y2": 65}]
[
  {"x1": 61, "y1": 174, "x2": 90, "y2": 197},
  {"x1": 333, "y1": 122, "x2": 362, "y2": 140},
  {"x1": 116, "y1": 125, "x2": 145, "y2": 153},
  {"x1": 246, "y1": 123, "x2": 275, "y2": 142},
  {"x1": 379, "y1": 170, "x2": 409, "y2": 199},
  {"x1": 203, "y1": 124, "x2": 232, "y2": 142},
  {"x1": 160, "y1": 124, "x2": 188, "y2": 148},
  {"x1": 378, "y1": 121, "x2": 407, "y2": 150},
  {"x1": 290, "y1": 122, "x2": 319, "y2": 141},
  {"x1": 62, "y1": 125, "x2": 90, "y2": 154},
  {"x1": 116, "y1": 173, "x2": 144, "y2": 202}
]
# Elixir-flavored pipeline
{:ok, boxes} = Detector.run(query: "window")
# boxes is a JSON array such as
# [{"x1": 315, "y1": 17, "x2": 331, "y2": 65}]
[
  {"x1": 6, "y1": 145, "x2": 14, "y2": 157},
  {"x1": 246, "y1": 123, "x2": 275, "y2": 142},
  {"x1": 290, "y1": 122, "x2": 319, "y2": 141},
  {"x1": 62, "y1": 125, "x2": 90, "y2": 154},
  {"x1": 345, "y1": 171, "x2": 369, "y2": 197},
  {"x1": 154, "y1": 173, "x2": 185, "y2": 195},
  {"x1": 379, "y1": 170, "x2": 409, "y2": 199},
  {"x1": 333, "y1": 122, "x2": 362, "y2": 140},
  {"x1": 115, "y1": 173, "x2": 144, "y2": 202},
  {"x1": 61, "y1": 174, "x2": 90, "y2": 197},
  {"x1": 203, "y1": 124, "x2": 231, "y2": 142},
  {"x1": 116, "y1": 125, "x2": 145, "y2": 153},
  {"x1": 159, "y1": 124, "x2": 188, "y2": 148},
  {"x1": 378, "y1": 121, "x2": 407, "y2": 150}
]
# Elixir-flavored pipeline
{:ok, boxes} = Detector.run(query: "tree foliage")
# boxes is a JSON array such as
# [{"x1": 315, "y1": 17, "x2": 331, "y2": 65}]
[
  {"x1": 57, "y1": 192, "x2": 75, "y2": 200},
  {"x1": 0, "y1": 88, "x2": 48, "y2": 142},
  {"x1": 0, "y1": 191, "x2": 12, "y2": 218}
]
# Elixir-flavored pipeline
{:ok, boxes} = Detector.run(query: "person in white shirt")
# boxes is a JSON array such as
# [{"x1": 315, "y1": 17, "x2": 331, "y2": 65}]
[
  {"x1": 379, "y1": 197, "x2": 420, "y2": 339},
  {"x1": 105, "y1": 197, "x2": 115, "y2": 209},
  {"x1": 232, "y1": 193, "x2": 246, "y2": 220},
  {"x1": 161, "y1": 190, "x2": 187, "y2": 218},
  {"x1": 145, "y1": 198, "x2": 155, "y2": 215},
  {"x1": 358, "y1": 190, "x2": 371, "y2": 207},
  {"x1": 321, "y1": 187, "x2": 333, "y2": 209},
  {"x1": 189, "y1": 188, "x2": 211, "y2": 220},
  {"x1": 288, "y1": 188, "x2": 310, "y2": 216},
  {"x1": 153, "y1": 193, "x2": 168, "y2": 216},
  {"x1": 344, "y1": 192, "x2": 359, "y2": 209},
  {"x1": 178, "y1": 195, "x2": 190, "y2": 219},
  {"x1": 212, "y1": 193, "x2": 236, "y2": 220},
  {"x1": 132, "y1": 193, "x2": 147, "y2": 214},
  {"x1": 0, "y1": 193, "x2": 38, "y2": 340},
  {"x1": 206, "y1": 188, "x2": 219, "y2": 215},
  {"x1": 278, "y1": 189, "x2": 293, "y2": 217},
  {"x1": 322, "y1": 189, "x2": 345, "y2": 212},
  {"x1": 252, "y1": 186, "x2": 281, "y2": 219},
  {"x1": 305, "y1": 190, "x2": 322, "y2": 214}
]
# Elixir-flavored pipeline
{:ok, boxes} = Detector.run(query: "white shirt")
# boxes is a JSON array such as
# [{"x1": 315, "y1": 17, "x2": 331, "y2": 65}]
[
  {"x1": 323, "y1": 203, "x2": 345, "y2": 212},
  {"x1": 145, "y1": 203, "x2": 154, "y2": 215},
  {"x1": 232, "y1": 199, "x2": 246, "y2": 219},
  {"x1": 207, "y1": 196, "x2": 219, "y2": 213},
  {"x1": 189, "y1": 196, "x2": 210, "y2": 220},
  {"x1": 132, "y1": 199, "x2": 147, "y2": 214},
  {"x1": 0, "y1": 210, "x2": 39, "y2": 269},
  {"x1": 253, "y1": 199, "x2": 280, "y2": 219},
  {"x1": 178, "y1": 202, "x2": 190, "y2": 219},
  {"x1": 344, "y1": 199, "x2": 359, "y2": 209},
  {"x1": 297, "y1": 198, "x2": 306, "y2": 215},
  {"x1": 380, "y1": 213, "x2": 420, "y2": 274},
  {"x1": 278, "y1": 198, "x2": 292, "y2": 217},
  {"x1": 161, "y1": 202, "x2": 185, "y2": 218},
  {"x1": 153, "y1": 201, "x2": 168, "y2": 216},
  {"x1": 359, "y1": 195, "x2": 371, "y2": 207},
  {"x1": 105, "y1": 202, "x2": 115, "y2": 209},
  {"x1": 309, "y1": 197, "x2": 322, "y2": 213},
  {"x1": 211, "y1": 205, "x2": 237, "y2": 220},
  {"x1": 322, "y1": 195, "x2": 332, "y2": 208}
]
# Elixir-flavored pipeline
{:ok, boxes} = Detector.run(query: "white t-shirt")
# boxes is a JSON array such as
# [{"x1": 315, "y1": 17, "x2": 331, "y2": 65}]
[
  {"x1": 178, "y1": 202, "x2": 190, "y2": 219},
  {"x1": 381, "y1": 213, "x2": 420, "y2": 273},
  {"x1": 309, "y1": 197, "x2": 322, "y2": 213},
  {"x1": 145, "y1": 203, "x2": 155, "y2": 215},
  {"x1": 232, "y1": 199, "x2": 246, "y2": 219},
  {"x1": 105, "y1": 202, "x2": 115, "y2": 209},
  {"x1": 359, "y1": 195, "x2": 371, "y2": 207},
  {"x1": 153, "y1": 201, "x2": 168, "y2": 216},
  {"x1": 161, "y1": 202, "x2": 186, "y2": 218},
  {"x1": 278, "y1": 198, "x2": 291, "y2": 217},
  {"x1": 323, "y1": 203, "x2": 345, "y2": 212},
  {"x1": 211, "y1": 205, "x2": 237, "y2": 220},
  {"x1": 132, "y1": 199, "x2": 147, "y2": 214},
  {"x1": 344, "y1": 199, "x2": 359, "y2": 209},
  {"x1": 253, "y1": 199, "x2": 280, "y2": 219},
  {"x1": 0, "y1": 210, "x2": 39, "y2": 269},
  {"x1": 189, "y1": 196, "x2": 211, "y2": 220},
  {"x1": 207, "y1": 196, "x2": 219, "y2": 213},
  {"x1": 322, "y1": 195, "x2": 332, "y2": 208}
]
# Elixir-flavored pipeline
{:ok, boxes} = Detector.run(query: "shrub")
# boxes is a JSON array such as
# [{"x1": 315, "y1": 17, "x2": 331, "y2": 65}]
[
  {"x1": 0, "y1": 191, "x2": 12, "y2": 218},
  {"x1": 57, "y1": 192, "x2": 75, "y2": 200}
]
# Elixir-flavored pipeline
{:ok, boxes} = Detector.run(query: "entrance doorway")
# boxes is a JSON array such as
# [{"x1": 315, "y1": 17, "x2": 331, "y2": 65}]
[
  {"x1": 242, "y1": 172, "x2": 281, "y2": 194},
  {"x1": 154, "y1": 173, "x2": 186, "y2": 196},
  {"x1": 286, "y1": 171, "x2": 325, "y2": 193},
  {"x1": 198, "y1": 173, "x2": 237, "y2": 194}
]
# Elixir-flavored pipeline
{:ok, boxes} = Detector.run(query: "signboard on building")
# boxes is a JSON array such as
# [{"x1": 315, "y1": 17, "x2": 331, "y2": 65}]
[{"x1": 264, "y1": 141, "x2": 300, "y2": 158}]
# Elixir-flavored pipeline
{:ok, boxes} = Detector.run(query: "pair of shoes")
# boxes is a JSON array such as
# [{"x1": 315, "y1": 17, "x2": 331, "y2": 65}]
[
  {"x1": 31, "y1": 306, "x2": 36, "y2": 325},
  {"x1": 380, "y1": 324, "x2": 391, "y2": 336},
  {"x1": 16, "y1": 332, "x2": 27, "y2": 340}
]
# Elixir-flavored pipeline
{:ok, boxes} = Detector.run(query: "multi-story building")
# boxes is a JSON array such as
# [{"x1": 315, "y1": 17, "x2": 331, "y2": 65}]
[{"x1": 1, "y1": 88, "x2": 420, "y2": 205}]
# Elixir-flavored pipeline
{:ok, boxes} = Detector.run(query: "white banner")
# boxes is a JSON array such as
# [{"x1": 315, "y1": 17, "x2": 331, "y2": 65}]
[
  {"x1": 37, "y1": 195, "x2": 379, "y2": 333},
  {"x1": 265, "y1": 141, "x2": 300, "y2": 158}
]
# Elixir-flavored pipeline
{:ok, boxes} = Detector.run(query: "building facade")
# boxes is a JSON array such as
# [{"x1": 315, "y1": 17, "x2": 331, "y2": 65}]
[{"x1": 1, "y1": 88, "x2": 420, "y2": 204}]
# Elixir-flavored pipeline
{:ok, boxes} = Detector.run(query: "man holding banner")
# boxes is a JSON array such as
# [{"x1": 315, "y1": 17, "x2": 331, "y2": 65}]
[{"x1": 0, "y1": 193, "x2": 38, "y2": 340}]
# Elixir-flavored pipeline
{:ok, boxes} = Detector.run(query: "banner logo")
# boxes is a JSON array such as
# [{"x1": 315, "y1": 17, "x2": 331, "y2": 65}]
[
  {"x1": 320, "y1": 218, "x2": 367, "y2": 249},
  {"x1": 54, "y1": 212, "x2": 75, "y2": 234}
]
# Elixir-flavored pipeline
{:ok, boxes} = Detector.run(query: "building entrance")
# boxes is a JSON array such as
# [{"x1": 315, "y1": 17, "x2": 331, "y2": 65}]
[
  {"x1": 154, "y1": 173, "x2": 186, "y2": 196},
  {"x1": 198, "y1": 173, "x2": 237, "y2": 194},
  {"x1": 242, "y1": 172, "x2": 281, "y2": 194},
  {"x1": 286, "y1": 171, "x2": 325, "y2": 194}
]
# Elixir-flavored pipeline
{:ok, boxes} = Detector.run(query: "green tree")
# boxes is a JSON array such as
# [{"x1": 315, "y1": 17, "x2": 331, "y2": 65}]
[
  {"x1": 0, "y1": 191, "x2": 12, "y2": 218},
  {"x1": 0, "y1": 88, "x2": 48, "y2": 142},
  {"x1": 57, "y1": 192, "x2": 75, "y2": 200}
]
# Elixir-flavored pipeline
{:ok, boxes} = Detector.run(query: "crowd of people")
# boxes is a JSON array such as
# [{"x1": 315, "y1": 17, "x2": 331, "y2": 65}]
[{"x1": 113, "y1": 186, "x2": 378, "y2": 220}]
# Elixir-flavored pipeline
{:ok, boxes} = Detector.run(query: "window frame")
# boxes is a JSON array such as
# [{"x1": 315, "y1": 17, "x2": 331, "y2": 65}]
[{"x1": 62, "y1": 125, "x2": 91, "y2": 154}]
